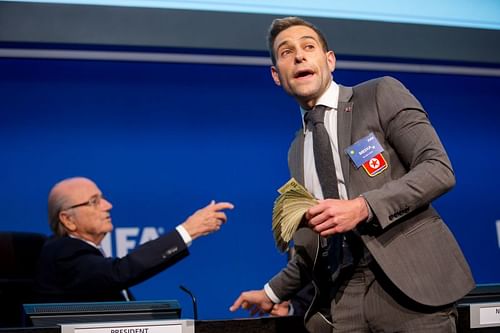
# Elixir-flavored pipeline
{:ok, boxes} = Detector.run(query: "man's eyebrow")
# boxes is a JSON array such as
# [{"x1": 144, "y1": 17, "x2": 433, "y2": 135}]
[{"x1": 276, "y1": 35, "x2": 318, "y2": 52}]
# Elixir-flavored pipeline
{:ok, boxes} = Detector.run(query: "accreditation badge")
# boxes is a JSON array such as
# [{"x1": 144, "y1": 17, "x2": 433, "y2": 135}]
[
  {"x1": 345, "y1": 132, "x2": 388, "y2": 177},
  {"x1": 362, "y1": 153, "x2": 388, "y2": 177}
]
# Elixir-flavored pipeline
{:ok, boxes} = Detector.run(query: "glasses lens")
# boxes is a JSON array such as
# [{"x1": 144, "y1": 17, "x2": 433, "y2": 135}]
[{"x1": 89, "y1": 196, "x2": 101, "y2": 207}]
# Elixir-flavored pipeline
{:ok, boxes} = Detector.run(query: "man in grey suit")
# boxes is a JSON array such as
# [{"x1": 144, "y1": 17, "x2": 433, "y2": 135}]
[{"x1": 230, "y1": 17, "x2": 474, "y2": 332}]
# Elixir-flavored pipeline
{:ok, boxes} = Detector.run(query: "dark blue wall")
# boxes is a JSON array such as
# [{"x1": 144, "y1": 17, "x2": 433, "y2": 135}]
[{"x1": 1, "y1": 58, "x2": 499, "y2": 319}]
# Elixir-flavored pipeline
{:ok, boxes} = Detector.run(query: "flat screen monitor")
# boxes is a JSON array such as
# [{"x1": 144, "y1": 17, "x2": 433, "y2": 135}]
[
  {"x1": 458, "y1": 284, "x2": 500, "y2": 304},
  {"x1": 23, "y1": 300, "x2": 181, "y2": 326}
]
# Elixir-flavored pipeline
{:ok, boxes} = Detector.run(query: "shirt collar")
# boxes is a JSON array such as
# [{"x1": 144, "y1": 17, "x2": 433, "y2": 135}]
[
  {"x1": 69, "y1": 234, "x2": 100, "y2": 249},
  {"x1": 300, "y1": 80, "x2": 339, "y2": 133}
]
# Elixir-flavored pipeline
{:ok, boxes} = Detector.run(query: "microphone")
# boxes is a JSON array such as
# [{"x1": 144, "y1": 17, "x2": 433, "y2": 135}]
[{"x1": 179, "y1": 285, "x2": 198, "y2": 320}]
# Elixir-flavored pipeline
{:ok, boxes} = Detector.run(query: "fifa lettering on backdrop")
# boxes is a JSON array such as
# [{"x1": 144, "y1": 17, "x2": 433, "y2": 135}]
[{"x1": 100, "y1": 227, "x2": 164, "y2": 257}]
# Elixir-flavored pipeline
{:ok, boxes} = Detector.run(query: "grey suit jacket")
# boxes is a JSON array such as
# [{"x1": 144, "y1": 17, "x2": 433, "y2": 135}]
[{"x1": 268, "y1": 76, "x2": 474, "y2": 330}]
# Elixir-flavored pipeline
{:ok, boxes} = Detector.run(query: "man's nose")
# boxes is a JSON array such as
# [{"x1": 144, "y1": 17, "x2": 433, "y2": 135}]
[
  {"x1": 102, "y1": 198, "x2": 113, "y2": 210},
  {"x1": 294, "y1": 49, "x2": 305, "y2": 63}
]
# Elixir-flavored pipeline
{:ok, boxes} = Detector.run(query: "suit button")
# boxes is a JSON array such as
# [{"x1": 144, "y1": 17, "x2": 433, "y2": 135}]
[{"x1": 162, "y1": 246, "x2": 178, "y2": 258}]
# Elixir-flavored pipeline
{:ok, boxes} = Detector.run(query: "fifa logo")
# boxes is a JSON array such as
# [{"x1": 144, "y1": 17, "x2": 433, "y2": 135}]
[{"x1": 99, "y1": 227, "x2": 165, "y2": 257}]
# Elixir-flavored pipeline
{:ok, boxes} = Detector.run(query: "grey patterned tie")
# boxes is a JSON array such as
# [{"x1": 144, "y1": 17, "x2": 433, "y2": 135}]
[
  {"x1": 304, "y1": 105, "x2": 343, "y2": 281},
  {"x1": 304, "y1": 105, "x2": 339, "y2": 199}
]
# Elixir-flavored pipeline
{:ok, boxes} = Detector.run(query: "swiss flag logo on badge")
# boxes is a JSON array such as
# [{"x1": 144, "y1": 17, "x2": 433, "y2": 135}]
[{"x1": 362, "y1": 153, "x2": 388, "y2": 177}]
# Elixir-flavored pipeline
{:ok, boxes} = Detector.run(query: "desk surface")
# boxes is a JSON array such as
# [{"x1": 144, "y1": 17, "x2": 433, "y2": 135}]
[
  {"x1": 1, "y1": 306, "x2": 499, "y2": 333},
  {"x1": 0, "y1": 316, "x2": 308, "y2": 333}
]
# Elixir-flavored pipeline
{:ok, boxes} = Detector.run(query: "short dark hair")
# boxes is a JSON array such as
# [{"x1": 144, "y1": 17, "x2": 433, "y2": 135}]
[{"x1": 267, "y1": 17, "x2": 329, "y2": 65}]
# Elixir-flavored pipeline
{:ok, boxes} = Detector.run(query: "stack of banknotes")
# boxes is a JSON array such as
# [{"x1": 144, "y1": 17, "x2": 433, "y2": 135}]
[{"x1": 272, "y1": 178, "x2": 318, "y2": 252}]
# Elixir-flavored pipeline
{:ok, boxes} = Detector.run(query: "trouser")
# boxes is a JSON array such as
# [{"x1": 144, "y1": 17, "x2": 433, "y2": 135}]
[{"x1": 329, "y1": 263, "x2": 457, "y2": 332}]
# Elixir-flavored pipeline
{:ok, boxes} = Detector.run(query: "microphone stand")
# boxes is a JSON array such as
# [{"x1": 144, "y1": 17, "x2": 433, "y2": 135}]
[{"x1": 179, "y1": 285, "x2": 198, "y2": 320}]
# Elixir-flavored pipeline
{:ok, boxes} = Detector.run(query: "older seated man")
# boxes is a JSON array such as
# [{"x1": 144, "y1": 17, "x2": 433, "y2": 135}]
[{"x1": 35, "y1": 176, "x2": 233, "y2": 302}]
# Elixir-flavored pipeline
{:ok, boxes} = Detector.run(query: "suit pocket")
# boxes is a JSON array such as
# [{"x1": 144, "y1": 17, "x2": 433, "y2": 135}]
[{"x1": 402, "y1": 216, "x2": 439, "y2": 237}]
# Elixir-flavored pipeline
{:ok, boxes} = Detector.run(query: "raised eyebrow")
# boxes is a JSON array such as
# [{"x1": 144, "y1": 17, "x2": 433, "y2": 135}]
[
  {"x1": 300, "y1": 35, "x2": 319, "y2": 44},
  {"x1": 276, "y1": 35, "x2": 319, "y2": 52},
  {"x1": 276, "y1": 40, "x2": 293, "y2": 53},
  {"x1": 89, "y1": 193, "x2": 102, "y2": 200}
]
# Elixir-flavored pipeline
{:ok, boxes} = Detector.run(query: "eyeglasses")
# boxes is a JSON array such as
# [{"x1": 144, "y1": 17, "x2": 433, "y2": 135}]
[{"x1": 63, "y1": 195, "x2": 104, "y2": 211}]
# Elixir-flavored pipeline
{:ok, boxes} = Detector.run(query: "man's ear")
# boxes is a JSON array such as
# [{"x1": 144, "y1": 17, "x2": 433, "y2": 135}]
[
  {"x1": 326, "y1": 50, "x2": 336, "y2": 73},
  {"x1": 59, "y1": 211, "x2": 77, "y2": 232},
  {"x1": 271, "y1": 66, "x2": 281, "y2": 86}
]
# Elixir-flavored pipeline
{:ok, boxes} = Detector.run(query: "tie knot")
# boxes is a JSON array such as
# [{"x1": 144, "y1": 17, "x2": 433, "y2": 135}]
[{"x1": 304, "y1": 106, "x2": 326, "y2": 126}]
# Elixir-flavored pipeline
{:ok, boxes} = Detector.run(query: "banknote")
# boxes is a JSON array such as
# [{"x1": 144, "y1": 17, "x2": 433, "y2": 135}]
[{"x1": 272, "y1": 178, "x2": 317, "y2": 252}]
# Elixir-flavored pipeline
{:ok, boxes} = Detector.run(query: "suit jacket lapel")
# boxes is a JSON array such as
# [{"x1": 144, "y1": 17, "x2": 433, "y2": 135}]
[
  {"x1": 289, "y1": 85, "x2": 354, "y2": 190},
  {"x1": 289, "y1": 131, "x2": 305, "y2": 185},
  {"x1": 337, "y1": 85, "x2": 354, "y2": 197}
]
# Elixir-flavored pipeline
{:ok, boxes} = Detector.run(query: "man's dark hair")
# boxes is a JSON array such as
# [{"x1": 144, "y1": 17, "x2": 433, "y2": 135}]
[{"x1": 267, "y1": 17, "x2": 329, "y2": 65}]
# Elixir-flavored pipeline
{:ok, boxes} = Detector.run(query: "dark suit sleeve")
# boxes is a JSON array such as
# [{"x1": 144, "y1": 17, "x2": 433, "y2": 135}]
[
  {"x1": 361, "y1": 77, "x2": 455, "y2": 229},
  {"x1": 45, "y1": 230, "x2": 189, "y2": 294},
  {"x1": 112, "y1": 229, "x2": 189, "y2": 286}
]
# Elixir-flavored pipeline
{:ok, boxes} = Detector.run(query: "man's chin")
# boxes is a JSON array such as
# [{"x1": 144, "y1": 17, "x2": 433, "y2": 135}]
[
  {"x1": 291, "y1": 85, "x2": 319, "y2": 99},
  {"x1": 294, "y1": 92, "x2": 320, "y2": 108},
  {"x1": 104, "y1": 221, "x2": 113, "y2": 232}
]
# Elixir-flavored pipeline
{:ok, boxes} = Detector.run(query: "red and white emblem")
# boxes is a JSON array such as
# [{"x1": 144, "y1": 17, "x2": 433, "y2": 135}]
[{"x1": 362, "y1": 153, "x2": 388, "y2": 177}]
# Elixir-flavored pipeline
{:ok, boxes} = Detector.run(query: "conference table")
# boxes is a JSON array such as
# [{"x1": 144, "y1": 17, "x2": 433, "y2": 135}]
[
  {"x1": 1, "y1": 316, "x2": 304, "y2": 333},
  {"x1": 1, "y1": 305, "x2": 499, "y2": 333}
]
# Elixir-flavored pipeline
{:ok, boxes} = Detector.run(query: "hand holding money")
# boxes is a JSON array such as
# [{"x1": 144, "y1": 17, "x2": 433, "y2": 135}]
[{"x1": 272, "y1": 178, "x2": 317, "y2": 252}]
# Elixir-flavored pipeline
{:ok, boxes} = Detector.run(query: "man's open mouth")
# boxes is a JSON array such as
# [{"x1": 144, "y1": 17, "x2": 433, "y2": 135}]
[{"x1": 294, "y1": 69, "x2": 314, "y2": 78}]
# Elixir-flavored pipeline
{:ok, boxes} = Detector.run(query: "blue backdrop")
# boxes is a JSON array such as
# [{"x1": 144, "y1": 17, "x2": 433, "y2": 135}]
[{"x1": 1, "y1": 58, "x2": 499, "y2": 319}]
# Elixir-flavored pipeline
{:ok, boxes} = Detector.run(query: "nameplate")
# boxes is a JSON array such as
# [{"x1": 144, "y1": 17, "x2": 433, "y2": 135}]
[
  {"x1": 60, "y1": 320, "x2": 194, "y2": 333},
  {"x1": 469, "y1": 302, "x2": 500, "y2": 328}
]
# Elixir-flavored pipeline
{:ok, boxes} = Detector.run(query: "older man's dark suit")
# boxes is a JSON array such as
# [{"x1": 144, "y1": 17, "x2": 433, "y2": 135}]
[
  {"x1": 268, "y1": 76, "x2": 475, "y2": 331},
  {"x1": 35, "y1": 230, "x2": 188, "y2": 302}
]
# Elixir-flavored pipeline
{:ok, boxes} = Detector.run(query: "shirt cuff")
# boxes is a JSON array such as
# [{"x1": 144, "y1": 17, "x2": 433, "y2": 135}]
[
  {"x1": 264, "y1": 283, "x2": 281, "y2": 304},
  {"x1": 176, "y1": 225, "x2": 192, "y2": 247},
  {"x1": 359, "y1": 195, "x2": 373, "y2": 222},
  {"x1": 288, "y1": 303, "x2": 295, "y2": 316}
]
